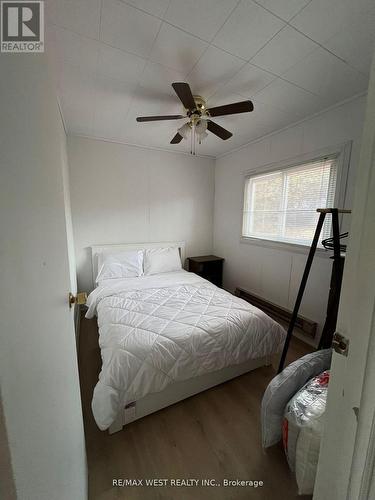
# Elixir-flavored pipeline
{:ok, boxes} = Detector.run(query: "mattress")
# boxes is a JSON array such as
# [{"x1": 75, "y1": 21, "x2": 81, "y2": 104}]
[{"x1": 86, "y1": 271, "x2": 286, "y2": 430}]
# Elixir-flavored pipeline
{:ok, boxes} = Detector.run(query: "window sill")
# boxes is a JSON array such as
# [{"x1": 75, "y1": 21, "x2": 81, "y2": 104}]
[{"x1": 240, "y1": 236, "x2": 332, "y2": 257}]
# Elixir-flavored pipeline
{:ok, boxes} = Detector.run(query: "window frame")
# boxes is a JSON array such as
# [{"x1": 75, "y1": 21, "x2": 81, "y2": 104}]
[{"x1": 240, "y1": 141, "x2": 352, "y2": 255}]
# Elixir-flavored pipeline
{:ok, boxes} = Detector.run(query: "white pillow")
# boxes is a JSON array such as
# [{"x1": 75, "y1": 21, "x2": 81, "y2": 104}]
[
  {"x1": 95, "y1": 250, "x2": 143, "y2": 283},
  {"x1": 143, "y1": 247, "x2": 182, "y2": 275}
]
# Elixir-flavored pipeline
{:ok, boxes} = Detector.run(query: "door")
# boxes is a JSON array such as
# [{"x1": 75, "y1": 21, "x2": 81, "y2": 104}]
[
  {"x1": 313, "y1": 50, "x2": 375, "y2": 499},
  {"x1": 0, "y1": 53, "x2": 87, "y2": 499}
]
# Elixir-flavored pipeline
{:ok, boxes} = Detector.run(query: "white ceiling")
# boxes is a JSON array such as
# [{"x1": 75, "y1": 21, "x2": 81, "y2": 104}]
[{"x1": 47, "y1": 0, "x2": 375, "y2": 157}]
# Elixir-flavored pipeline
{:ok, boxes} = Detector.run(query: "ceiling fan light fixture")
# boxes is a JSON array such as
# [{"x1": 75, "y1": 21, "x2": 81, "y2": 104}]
[
  {"x1": 177, "y1": 122, "x2": 191, "y2": 139},
  {"x1": 196, "y1": 130, "x2": 208, "y2": 144},
  {"x1": 195, "y1": 119, "x2": 207, "y2": 134}
]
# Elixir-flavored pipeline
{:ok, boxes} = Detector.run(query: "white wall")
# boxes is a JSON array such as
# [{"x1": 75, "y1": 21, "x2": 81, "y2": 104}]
[
  {"x1": 214, "y1": 96, "x2": 366, "y2": 345},
  {"x1": 67, "y1": 136, "x2": 215, "y2": 291},
  {"x1": 0, "y1": 54, "x2": 87, "y2": 500}
]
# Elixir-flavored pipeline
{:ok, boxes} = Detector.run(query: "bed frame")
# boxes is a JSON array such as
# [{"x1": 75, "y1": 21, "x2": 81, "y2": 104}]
[
  {"x1": 90, "y1": 241, "x2": 273, "y2": 434},
  {"x1": 108, "y1": 356, "x2": 272, "y2": 434}
]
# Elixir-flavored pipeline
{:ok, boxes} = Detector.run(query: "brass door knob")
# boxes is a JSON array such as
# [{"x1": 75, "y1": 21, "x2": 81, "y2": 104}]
[{"x1": 69, "y1": 292, "x2": 87, "y2": 308}]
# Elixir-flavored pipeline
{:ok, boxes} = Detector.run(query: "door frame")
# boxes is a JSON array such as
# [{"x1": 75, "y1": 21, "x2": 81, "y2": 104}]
[
  {"x1": 345, "y1": 49, "x2": 375, "y2": 500},
  {"x1": 314, "y1": 48, "x2": 375, "y2": 500}
]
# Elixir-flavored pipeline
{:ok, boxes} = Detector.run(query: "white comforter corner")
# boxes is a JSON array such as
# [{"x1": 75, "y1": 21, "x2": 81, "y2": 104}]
[{"x1": 86, "y1": 271, "x2": 286, "y2": 430}]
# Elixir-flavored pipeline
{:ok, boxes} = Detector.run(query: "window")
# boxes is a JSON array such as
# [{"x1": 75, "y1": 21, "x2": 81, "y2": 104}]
[{"x1": 242, "y1": 154, "x2": 338, "y2": 246}]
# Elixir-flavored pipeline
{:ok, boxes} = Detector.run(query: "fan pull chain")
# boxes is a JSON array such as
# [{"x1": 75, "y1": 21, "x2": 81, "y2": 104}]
[{"x1": 193, "y1": 123, "x2": 196, "y2": 155}]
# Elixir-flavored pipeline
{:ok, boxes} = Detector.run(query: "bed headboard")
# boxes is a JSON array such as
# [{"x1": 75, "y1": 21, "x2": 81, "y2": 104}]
[{"x1": 90, "y1": 241, "x2": 186, "y2": 285}]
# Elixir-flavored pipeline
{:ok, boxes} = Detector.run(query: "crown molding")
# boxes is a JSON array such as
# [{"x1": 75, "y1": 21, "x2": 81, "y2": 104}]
[
  {"x1": 67, "y1": 133, "x2": 216, "y2": 160},
  {"x1": 216, "y1": 91, "x2": 367, "y2": 160}
]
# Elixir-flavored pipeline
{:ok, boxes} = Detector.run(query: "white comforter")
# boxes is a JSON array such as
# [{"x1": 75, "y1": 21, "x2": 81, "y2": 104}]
[{"x1": 86, "y1": 271, "x2": 285, "y2": 430}]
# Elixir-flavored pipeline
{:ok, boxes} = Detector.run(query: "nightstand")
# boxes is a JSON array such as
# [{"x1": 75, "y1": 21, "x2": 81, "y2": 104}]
[{"x1": 187, "y1": 255, "x2": 224, "y2": 287}]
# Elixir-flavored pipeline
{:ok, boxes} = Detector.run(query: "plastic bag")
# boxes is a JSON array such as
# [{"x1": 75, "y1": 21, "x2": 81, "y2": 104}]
[{"x1": 283, "y1": 371, "x2": 330, "y2": 495}]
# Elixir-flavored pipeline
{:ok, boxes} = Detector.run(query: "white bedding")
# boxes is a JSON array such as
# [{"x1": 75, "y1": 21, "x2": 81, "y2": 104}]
[{"x1": 86, "y1": 271, "x2": 286, "y2": 430}]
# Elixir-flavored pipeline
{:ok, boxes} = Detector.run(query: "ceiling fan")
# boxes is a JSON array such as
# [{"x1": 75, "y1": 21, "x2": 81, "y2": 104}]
[{"x1": 136, "y1": 82, "x2": 254, "y2": 154}]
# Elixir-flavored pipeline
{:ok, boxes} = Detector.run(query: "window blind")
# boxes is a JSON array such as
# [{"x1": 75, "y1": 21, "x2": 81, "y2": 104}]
[{"x1": 242, "y1": 154, "x2": 338, "y2": 246}]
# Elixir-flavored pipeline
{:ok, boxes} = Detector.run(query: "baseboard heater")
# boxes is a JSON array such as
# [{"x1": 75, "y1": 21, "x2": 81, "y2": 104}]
[{"x1": 234, "y1": 287, "x2": 317, "y2": 338}]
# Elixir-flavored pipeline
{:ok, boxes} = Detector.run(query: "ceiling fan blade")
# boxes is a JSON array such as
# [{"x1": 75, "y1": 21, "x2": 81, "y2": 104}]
[
  {"x1": 207, "y1": 100, "x2": 254, "y2": 117},
  {"x1": 170, "y1": 132, "x2": 183, "y2": 144},
  {"x1": 207, "y1": 120, "x2": 232, "y2": 140},
  {"x1": 136, "y1": 115, "x2": 184, "y2": 122},
  {"x1": 172, "y1": 82, "x2": 196, "y2": 110}
]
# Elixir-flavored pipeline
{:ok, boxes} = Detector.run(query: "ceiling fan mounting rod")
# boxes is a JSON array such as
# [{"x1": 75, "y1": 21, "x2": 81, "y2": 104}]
[{"x1": 186, "y1": 95, "x2": 207, "y2": 119}]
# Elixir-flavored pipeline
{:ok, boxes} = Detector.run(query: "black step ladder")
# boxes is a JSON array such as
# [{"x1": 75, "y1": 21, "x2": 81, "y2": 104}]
[{"x1": 278, "y1": 208, "x2": 351, "y2": 373}]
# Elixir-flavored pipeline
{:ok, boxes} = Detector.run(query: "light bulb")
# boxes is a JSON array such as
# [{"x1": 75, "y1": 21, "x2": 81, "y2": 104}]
[{"x1": 196, "y1": 131, "x2": 208, "y2": 143}]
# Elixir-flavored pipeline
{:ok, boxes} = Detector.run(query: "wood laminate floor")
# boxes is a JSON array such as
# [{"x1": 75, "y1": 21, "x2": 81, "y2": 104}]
[{"x1": 79, "y1": 316, "x2": 313, "y2": 500}]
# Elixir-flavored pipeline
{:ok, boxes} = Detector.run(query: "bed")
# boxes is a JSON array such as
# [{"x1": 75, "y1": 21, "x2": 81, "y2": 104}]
[{"x1": 86, "y1": 242, "x2": 286, "y2": 434}]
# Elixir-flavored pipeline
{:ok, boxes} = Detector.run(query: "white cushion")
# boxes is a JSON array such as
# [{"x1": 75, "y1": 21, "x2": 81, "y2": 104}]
[
  {"x1": 143, "y1": 247, "x2": 182, "y2": 275},
  {"x1": 261, "y1": 349, "x2": 332, "y2": 448},
  {"x1": 96, "y1": 250, "x2": 143, "y2": 283}
]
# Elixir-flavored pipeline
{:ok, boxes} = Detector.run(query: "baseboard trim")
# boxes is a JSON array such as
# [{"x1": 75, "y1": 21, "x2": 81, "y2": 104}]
[{"x1": 235, "y1": 287, "x2": 317, "y2": 338}]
